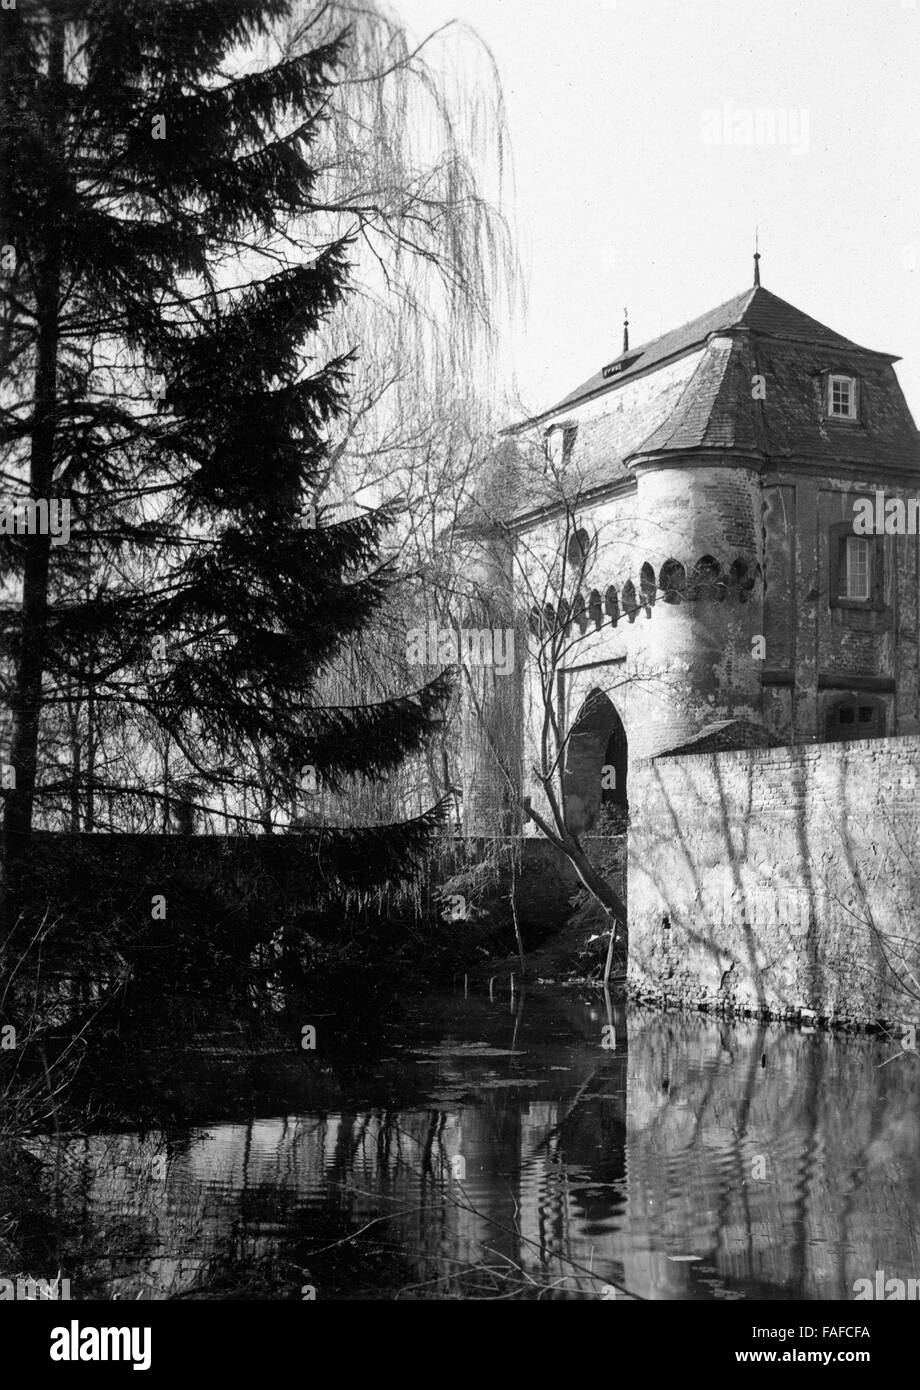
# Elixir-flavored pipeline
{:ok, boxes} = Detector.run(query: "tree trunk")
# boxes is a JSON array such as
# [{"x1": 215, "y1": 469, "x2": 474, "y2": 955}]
[
  {"x1": 85, "y1": 635, "x2": 96, "y2": 831},
  {"x1": 524, "y1": 800, "x2": 626, "y2": 983},
  {"x1": 1, "y1": 21, "x2": 65, "y2": 922}
]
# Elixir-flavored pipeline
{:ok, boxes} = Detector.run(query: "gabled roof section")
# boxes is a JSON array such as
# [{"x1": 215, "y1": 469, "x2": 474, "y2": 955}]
[{"x1": 513, "y1": 286, "x2": 894, "y2": 431}]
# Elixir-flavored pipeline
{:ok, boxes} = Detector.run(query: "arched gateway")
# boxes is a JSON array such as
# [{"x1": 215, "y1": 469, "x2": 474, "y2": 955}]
[{"x1": 563, "y1": 689, "x2": 628, "y2": 835}]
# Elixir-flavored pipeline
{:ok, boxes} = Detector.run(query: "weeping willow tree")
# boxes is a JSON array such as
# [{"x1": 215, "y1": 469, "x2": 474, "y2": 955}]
[
  {"x1": 281, "y1": 0, "x2": 516, "y2": 412},
  {"x1": 249, "y1": 1, "x2": 521, "y2": 830}
]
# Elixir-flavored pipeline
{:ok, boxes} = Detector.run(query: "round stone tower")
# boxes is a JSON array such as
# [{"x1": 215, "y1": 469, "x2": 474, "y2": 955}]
[{"x1": 617, "y1": 455, "x2": 767, "y2": 759}]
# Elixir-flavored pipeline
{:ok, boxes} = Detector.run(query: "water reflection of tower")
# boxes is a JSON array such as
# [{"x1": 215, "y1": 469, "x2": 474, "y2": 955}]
[
  {"x1": 518, "y1": 1102, "x2": 563, "y2": 1270},
  {"x1": 448, "y1": 1098, "x2": 525, "y2": 1271}
]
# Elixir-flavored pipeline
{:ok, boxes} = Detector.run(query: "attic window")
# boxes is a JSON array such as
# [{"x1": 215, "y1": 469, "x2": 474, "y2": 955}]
[
  {"x1": 544, "y1": 424, "x2": 578, "y2": 468},
  {"x1": 827, "y1": 374, "x2": 858, "y2": 421},
  {"x1": 602, "y1": 354, "x2": 640, "y2": 380}
]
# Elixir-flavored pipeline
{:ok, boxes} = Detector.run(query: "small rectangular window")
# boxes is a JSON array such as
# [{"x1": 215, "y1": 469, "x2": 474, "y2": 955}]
[
  {"x1": 830, "y1": 520, "x2": 883, "y2": 612},
  {"x1": 839, "y1": 707, "x2": 855, "y2": 724},
  {"x1": 828, "y1": 374, "x2": 858, "y2": 420},
  {"x1": 837, "y1": 535, "x2": 871, "y2": 601}
]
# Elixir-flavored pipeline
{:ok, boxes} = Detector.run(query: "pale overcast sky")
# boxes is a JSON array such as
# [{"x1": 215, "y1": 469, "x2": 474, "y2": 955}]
[{"x1": 397, "y1": 0, "x2": 920, "y2": 423}]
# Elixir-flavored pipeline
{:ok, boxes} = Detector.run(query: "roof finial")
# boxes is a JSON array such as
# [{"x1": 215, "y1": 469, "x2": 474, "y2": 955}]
[
  {"x1": 623, "y1": 308, "x2": 629, "y2": 354},
  {"x1": 753, "y1": 228, "x2": 761, "y2": 287}
]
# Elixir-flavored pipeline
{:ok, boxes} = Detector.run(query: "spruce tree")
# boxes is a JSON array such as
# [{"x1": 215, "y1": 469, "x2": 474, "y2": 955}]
[{"x1": 0, "y1": 0, "x2": 451, "y2": 911}]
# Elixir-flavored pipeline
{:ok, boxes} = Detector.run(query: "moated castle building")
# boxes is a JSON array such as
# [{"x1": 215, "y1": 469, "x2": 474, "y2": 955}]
[{"x1": 460, "y1": 274, "x2": 920, "y2": 841}]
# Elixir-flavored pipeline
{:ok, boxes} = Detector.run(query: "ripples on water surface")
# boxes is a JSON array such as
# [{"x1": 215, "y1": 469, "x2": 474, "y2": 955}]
[{"x1": 22, "y1": 990, "x2": 920, "y2": 1300}]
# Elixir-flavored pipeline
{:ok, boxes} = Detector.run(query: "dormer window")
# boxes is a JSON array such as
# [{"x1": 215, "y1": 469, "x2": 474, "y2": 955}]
[
  {"x1": 827, "y1": 373, "x2": 858, "y2": 421},
  {"x1": 544, "y1": 423, "x2": 578, "y2": 468}
]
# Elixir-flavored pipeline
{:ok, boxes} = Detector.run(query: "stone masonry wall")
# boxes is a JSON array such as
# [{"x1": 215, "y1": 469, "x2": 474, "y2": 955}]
[{"x1": 628, "y1": 734, "x2": 920, "y2": 1025}]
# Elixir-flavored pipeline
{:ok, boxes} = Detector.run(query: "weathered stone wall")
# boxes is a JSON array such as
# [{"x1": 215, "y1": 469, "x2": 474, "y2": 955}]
[
  {"x1": 762, "y1": 471, "x2": 920, "y2": 743},
  {"x1": 628, "y1": 734, "x2": 920, "y2": 1023}
]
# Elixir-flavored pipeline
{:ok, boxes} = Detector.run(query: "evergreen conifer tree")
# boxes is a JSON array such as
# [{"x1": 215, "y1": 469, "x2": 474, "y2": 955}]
[{"x1": 0, "y1": 0, "x2": 451, "y2": 911}]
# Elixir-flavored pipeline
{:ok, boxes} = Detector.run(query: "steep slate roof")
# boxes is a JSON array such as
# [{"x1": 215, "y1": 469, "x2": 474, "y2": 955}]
[
  {"x1": 527, "y1": 285, "x2": 883, "y2": 425},
  {"x1": 637, "y1": 320, "x2": 919, "y2": 468},
  {"x1": 482, "y1": 284, "x2": 920, "y2": 530},
  {"x1": 636, "y1": 334, "x2": 766, "y2": 457}
]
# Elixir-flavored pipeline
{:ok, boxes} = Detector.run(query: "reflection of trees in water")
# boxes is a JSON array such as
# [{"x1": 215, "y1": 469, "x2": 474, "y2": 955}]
[
  {"x1": 23, "y1": 1076, "x2": 633, "y2": 1299},
  {"x1": 17, "y1": 1001, "x2": 920, "y2": 1301},
  {"x1": 621, "y1": 1009, "x2": 920, "y2": 1299}
]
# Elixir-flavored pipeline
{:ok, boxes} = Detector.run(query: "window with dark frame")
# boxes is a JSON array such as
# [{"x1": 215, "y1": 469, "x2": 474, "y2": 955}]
[
  {"x1": 829, "y1": 521, "x2": 882, "y2": 610},
  {"x1": 838, "y1": 535, "x2": 871, "y2": 601}
]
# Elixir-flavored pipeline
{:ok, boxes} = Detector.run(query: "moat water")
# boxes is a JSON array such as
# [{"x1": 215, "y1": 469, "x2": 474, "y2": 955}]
[{"x1": 15, "y1": 988, "x2": 920, "y2": 1300}]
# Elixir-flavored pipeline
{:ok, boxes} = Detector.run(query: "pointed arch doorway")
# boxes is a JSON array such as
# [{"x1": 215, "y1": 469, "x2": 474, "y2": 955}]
[{"x1": 563, "y1": 688, "x2": 628, "y2": 835}]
